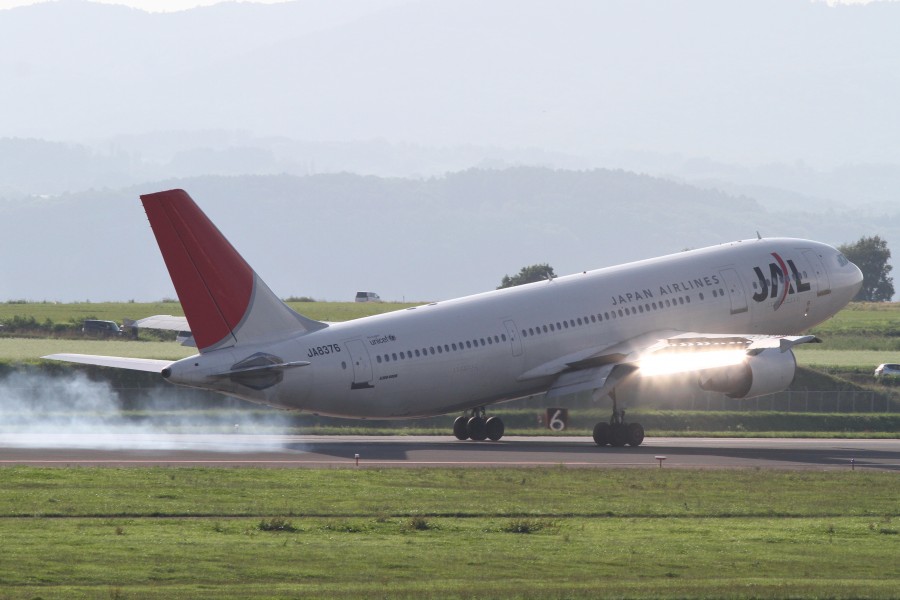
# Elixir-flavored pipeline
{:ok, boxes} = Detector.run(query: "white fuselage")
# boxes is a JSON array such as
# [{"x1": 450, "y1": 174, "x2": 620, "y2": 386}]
[{"x1": 165, "y1": 238, "x2": 862, "y2": 418}]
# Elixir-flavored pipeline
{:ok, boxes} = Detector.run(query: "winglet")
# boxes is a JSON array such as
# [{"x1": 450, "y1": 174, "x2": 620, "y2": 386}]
[{"x1": 140, "y1": 189, "x2": 326, "y2": 352}]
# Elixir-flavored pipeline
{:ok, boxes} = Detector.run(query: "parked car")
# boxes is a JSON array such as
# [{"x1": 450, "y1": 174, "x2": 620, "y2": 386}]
[
  {"x1": 82, "y1": 319, "x2": 122, "y2": 337},
  {"x1": 874, "y1": 363, "x2": 900, "y2": 380},
  {"x1": 355, "y1": 291, "x2": 382, "y2": 303}
]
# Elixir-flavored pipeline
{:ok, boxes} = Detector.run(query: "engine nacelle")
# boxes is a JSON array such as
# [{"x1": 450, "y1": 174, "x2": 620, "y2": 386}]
[{"x1": 699, "y1": 348, "x2": 797, "y2": 399}]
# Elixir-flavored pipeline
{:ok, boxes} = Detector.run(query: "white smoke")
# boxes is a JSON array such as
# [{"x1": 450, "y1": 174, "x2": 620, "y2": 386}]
[{"x1": 0, "y1": 371, "x2": 294, "y2": 451}]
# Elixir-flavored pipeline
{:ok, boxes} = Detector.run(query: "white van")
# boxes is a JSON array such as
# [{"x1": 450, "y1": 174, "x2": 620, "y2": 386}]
[{"x1": 354, "y1": 291, "x2": 382, "y2": 303}]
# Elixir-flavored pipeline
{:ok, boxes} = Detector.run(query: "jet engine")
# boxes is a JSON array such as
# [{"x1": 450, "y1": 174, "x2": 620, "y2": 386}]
[{"x1": 699, "y1": 348, "x2": 796, "y2": 399}]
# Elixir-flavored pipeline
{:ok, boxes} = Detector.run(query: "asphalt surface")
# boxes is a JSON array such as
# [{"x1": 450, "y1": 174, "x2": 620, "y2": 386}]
[{"x1": 1, "y1": 434, "x2": 898, "y2": 471}]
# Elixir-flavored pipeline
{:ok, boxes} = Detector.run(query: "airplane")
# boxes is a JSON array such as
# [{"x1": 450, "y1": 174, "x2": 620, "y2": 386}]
[{"x1": 45, "y1": 189, "x2": 864, "y2": 447}]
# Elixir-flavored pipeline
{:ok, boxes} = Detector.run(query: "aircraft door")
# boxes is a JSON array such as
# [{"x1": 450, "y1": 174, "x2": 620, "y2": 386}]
[
  {"x1": 503, "y1": 320, "x2": 523, "y2": 357},
  {"x1": 344, "y1": 339, "x2": 374, "y2": 390},
  {"x1": 802, "y1": 250, "x2": 831, "y2": 296},
  {"x1": 719, "y1": 268, "x2": 749, "y2": 315}
]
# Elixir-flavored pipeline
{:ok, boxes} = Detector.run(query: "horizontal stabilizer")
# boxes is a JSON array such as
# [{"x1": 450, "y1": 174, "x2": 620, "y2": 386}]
[
  {"x1": 126, "y1": 314, "x2": 190, "y2": 332},
  {"x1": 42, "y1": 354, "x2": 174, "y2": 373}
]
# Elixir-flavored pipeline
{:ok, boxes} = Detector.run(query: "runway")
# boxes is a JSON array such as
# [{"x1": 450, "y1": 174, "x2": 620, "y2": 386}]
[{"x1": 1, "y1": 434, "x2": 898, "y2": 471}]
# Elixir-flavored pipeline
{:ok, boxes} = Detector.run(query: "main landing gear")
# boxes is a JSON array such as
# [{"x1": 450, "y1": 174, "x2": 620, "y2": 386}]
[
  {"x1": 592, "y1": 391, "x2": 644, "y2": 447},
  {"x1": 453, "y1": 407, "x2": 504, "y2": 441}
]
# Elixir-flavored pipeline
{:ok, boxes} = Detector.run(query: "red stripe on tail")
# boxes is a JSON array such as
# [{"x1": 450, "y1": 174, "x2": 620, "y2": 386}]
[{"x1": 141, "y1": 189, "x2": 253, "y2": 351}]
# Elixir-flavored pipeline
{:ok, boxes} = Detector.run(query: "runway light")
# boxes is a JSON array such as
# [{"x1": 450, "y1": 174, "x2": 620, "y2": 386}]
[
  {"x1": 655, "y1": 456, "x2": 667, "y2": 468},
  {"x1": 355, "y1": 453, "x2": 360, "y2": 467},
  {"x1": 639, "y1": 350, "x2": 747, "y2": 377}
]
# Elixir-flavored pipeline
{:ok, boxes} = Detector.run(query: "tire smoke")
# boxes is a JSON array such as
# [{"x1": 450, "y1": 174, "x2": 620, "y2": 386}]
[{"x1": 0, "y1": 371, "x2": 292, "y2": 451}]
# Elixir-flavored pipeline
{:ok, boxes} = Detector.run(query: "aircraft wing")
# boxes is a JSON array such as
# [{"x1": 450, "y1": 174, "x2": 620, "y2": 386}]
[
  {"x1": 519, "y1": 331, "x2": 821, "y2": 399},
  {"x1": 42, "y1": 354, "x2": 174, "y2": 373}
]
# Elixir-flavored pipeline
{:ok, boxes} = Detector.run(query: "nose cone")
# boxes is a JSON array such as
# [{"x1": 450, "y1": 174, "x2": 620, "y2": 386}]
[
  {"x1": 837, "y1": 259, "x2": 864, "y2": 303},
  {"x1": 851, "y1": 262, "x2": 864, "y2": 296}
]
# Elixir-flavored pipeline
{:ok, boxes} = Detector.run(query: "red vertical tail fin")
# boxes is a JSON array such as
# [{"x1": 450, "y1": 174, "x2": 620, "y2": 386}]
[{"x1": 141, "y1": 189, "x2": 326, "y2": 352}]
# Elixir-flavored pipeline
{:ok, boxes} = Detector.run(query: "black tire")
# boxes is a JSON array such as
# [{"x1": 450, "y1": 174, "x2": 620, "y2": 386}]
[
  {"x1": 485, "y1": 416, "x2": 505, "y2": 441},
  {"x1": 626, "y1": 422, "x2": 645, "y2": 447},
  {"x1": 609, "y1": 423, "x2": 628, "y2": 447},
  {"x1": 592, "y1": 422, "x2": 611, "y2": 446},
  {"x1": 453, "y1": 416, "x2": 469, "y2": 440},
  {"x1": 467, "y1": 416, "x2": 487, "y2": 441}
]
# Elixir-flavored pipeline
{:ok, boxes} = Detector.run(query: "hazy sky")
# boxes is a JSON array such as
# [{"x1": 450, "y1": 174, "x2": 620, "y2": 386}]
[
  {"x1": 0, "y1": 0, "x2": 290, "y2": 11},
  {"x1": 0, "y1": 0, "x2": 881, "y2": 10},
  {"x1": 1, "y1": 0, "x2": 897, "y2": 301}
]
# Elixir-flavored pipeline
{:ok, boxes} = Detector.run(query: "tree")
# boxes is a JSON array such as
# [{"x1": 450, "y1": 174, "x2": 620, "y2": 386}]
[
  {"x1": 838, "y1": 235, "x2": 894, "y2": 302},
  {"x1": 498, "y1": 264, "x2": 556, "y2": 289}
]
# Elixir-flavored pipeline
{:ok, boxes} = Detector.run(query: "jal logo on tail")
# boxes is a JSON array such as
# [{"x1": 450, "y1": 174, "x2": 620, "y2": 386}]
[{"x1": 752, "y1": 252, "x2": 811, "y2": 310}]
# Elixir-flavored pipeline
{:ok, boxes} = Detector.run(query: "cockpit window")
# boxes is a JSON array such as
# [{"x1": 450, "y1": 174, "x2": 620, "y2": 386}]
[{"x1": 837, "y1": 253, "x2": 850, "y2": 267}]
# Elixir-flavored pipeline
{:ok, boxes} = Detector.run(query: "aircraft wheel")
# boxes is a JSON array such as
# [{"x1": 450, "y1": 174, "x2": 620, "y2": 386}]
[
  {"x1": 467, "y1": 416, "x2": 487, "y2": 441},
  {"x1": 453, "y1": 416, "x2": 469, "y2": 440},
  {"x1": 626, "y1": 422, "x2": 645, "y2": 447},
  {"x1": 609, "y1": 424, "x2": 628, "y2": 447},
  {"x1": 485, "y1": 416, "x2": 505, "y2": 441},
  {"x1": 592, "y1": 422, "x2": 611, "y2": 446}
]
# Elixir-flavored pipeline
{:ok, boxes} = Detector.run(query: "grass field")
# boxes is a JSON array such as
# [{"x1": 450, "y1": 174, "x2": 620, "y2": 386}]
[
  {"x1": 808, "y1": 302, "x2": 900, "y2": 335},
  {"x1": 0, "y1": 338, "x2": 196, "y2": 362},
  {"x1": 0, "y1": 300, "x2": 415, "y2": 326},
  {"x1": 0, "y1": 468, "x2": 897, "y2": 599},
  {"x1": 793, "y1": 348, "x2": 897, "y2": 368}
]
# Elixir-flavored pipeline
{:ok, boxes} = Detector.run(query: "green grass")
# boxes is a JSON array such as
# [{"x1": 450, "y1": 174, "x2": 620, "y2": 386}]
[
  {"x1": 0, "y1": 468, "x2": 897, "y2": 599},
  {"x1": 2, "y1": 468, "x2": 897, "y2": 518},
  {"x1": 0, "y1": 337, "x2": 196, "y2": 362},
  {"x1": 809, "y1": 301, "x2": 900, "y2": 336},
  {"x1": 794, "y1": 348, "x2": 897, "y2": 368},
  {"x1": 0, "y1": 300, "x2": 416, "y2": 326}
]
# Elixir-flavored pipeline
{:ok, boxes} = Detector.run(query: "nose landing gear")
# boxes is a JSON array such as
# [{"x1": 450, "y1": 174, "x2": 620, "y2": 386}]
[{"x1": 453, "y1": 407, "x2": 504, "y2": 441}]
